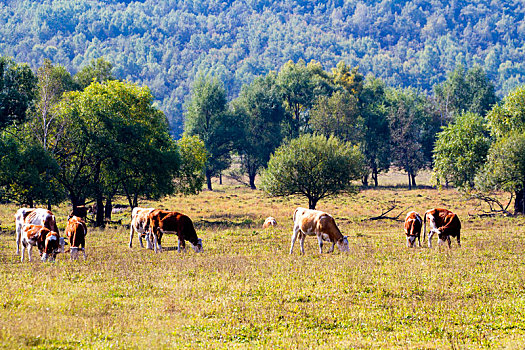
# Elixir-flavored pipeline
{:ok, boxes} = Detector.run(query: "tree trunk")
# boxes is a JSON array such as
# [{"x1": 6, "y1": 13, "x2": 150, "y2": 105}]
[
  {"x1": 411, "y1": 174, "x2": 417, "y2": 188},
  {"x1": 515, "y1": 189, "x2": 525, "y2": 214},
  {"x1": 407, "y1": 172, "x2": 412, "y2": 190},
  {"x1": 308, "y1": 197, "x2": 318, "y2": 210},
  {"x1": 105, "y1": 198, "x2": 112, "y2": 220},
  {"x1": 372, "y1": 170, "x2": 379, "y2": 187},
  {"x1": 249, "y1": 171, "x2": 256, "y2": 190},
  {"x1": 362, "y1": 174, "x2": 369, "y2": 187},
  {"x1": 95, "y1": 194, "x2": 104, "y2": 227},
  {"x1": 219, "y1": 173, "x2": 222, "y2": 185},
  {"x1": 28, "y1": 197, "x2": 34, "y2": 208}
]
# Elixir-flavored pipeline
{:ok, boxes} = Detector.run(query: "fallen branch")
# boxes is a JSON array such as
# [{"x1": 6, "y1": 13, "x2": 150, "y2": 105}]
[{"x1": 368, "y1": 204, "x2": 410, "y2": 221}]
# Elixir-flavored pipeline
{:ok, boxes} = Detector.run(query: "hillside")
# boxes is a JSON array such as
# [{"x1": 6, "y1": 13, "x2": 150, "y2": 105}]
[{"x1": 1, "y1": 0, "x2": 525, "y2": 135}]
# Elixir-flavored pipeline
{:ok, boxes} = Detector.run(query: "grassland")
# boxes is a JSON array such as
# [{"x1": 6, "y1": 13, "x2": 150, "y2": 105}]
[{"x1": 0, "y1": 171, "x2": 524, "y2": 349}]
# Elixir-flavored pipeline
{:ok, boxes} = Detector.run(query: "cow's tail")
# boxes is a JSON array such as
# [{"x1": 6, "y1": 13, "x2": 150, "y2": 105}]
[{"x1": 422, "y1": 211, "x2": 427, "y2": 243}]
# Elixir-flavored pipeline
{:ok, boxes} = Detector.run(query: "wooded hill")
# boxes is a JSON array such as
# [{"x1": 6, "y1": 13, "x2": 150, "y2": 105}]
[{"x1": 1, "y1": 0, "x2": 524, "y2": 135}]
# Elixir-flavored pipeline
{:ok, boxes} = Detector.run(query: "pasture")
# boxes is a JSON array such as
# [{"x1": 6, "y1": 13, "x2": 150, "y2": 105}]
[{"x1": 0, "y1": 172, "x2": 524, "y2": 349}]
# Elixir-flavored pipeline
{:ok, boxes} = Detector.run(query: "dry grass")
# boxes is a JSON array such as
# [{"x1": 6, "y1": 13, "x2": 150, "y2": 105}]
[{"x1": 0, "y1": 173, "x2": 525, "y2": 349}]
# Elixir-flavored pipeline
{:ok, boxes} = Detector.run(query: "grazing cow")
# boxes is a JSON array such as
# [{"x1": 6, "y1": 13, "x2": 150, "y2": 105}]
[
  {"x1": 128, "y1": 207, "x2": 155, "y2": 249},
  {"x1": 147, "y1": 209, "x2": 203, "y2": 253},
  {"x1": 15, "y1": 208, "x2": 59, "y2": 255},
  {"x1": 69, "y1": 205, "x2": 88, "y2": 220},
  {"x1": 423, "y1": 208, "x2": 461, "y2": 248},
  {"x1": 290, "y1": 207, "x2": 349, "y2": 254},
  {"x1": 65, "y1": 216, "x2": 87, "y2": 260},
  {"x1": 20, "y1": 225, "x2": 63, "y2": 262},
  {"x1": 263, "y1": 216, "x2": 277, "y2": 229},
  {"x1": 404, "y1": 211, "x2": 422, "y2": 248}
]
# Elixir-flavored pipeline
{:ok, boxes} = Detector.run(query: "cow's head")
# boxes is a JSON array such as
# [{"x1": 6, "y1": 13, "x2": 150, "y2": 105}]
[
  {"x1": 41, "y1": 232, "x2": 61, "y2": 262},
  {"x1": 406, "y1": 235, "x2": 417, "y2": 248},
  {"x1": 337, "y1": 236, "x2": 349, "y2": 252},
  {"x1": 192, "y1": 238, "x2": 204, "y2": 253}
]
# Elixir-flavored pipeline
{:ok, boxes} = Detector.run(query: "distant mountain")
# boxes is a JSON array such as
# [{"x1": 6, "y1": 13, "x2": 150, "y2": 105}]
[{"x1": 2, "y1": 0, "x2": 524, "y2": 135}]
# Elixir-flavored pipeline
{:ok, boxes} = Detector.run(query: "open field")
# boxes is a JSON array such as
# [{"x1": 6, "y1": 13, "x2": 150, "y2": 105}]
[{"x1": 1, "y1": 173, "x2": 525, "y2": 349}]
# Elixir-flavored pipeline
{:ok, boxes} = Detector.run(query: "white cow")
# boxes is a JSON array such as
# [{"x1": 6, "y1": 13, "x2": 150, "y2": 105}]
[{"x1": 129, "y1": 207, "x2": 155, "y2": 249}]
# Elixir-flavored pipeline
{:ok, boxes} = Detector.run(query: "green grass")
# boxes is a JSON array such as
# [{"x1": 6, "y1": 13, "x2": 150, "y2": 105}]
[{"x1": 1, "y1": 176, "x2": 525, "y2": 348}]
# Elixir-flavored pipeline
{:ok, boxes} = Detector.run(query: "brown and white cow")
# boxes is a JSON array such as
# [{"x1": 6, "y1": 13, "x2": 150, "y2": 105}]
[
  {"x1": 65, "y1": 216, "x2": 87, "y2": 260},
  {"x1": 423, "y1": 208, "x2": 461, "y2": 248},
  {"x1": 20, "y1": 224, "x2": 62, "y2": 262},
  {"x1": 147, "y1": 209, "x2": 203, "y2": 253},
  {"x1": 128, "y1": 207, "x2": 155, "y2": 249},
  {"x1": 263, "y1": 216, "x2": 277, "y2": 229},
  {"x1": 15, "y1": 208, "x2": 60, "y2": 255},
  {"x1": 404, "y1": 211, "x2": 423, "y2": 248},
  {"x1": 290, "y1": 207, "x2": 349, "y2": 254}
]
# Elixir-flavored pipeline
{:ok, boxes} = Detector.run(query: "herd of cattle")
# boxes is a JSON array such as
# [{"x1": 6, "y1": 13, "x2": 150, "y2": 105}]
[{"x1": 11, "y1": 205, "x2": 461, "y2": 262}]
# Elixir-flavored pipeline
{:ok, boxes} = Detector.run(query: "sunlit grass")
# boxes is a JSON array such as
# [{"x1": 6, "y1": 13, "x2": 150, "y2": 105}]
[{"x1": 1, "y1": 173, "x2": 524, "y2": 348}]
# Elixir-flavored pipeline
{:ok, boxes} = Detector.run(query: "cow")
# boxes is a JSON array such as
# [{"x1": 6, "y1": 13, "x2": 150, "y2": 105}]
[
  {"x1": 147, "y1": 209, "x2": 203, "y2": 253},
  {"x1": 15, "y1": 208, "x2": 60, "y2": 255},
  {"x1": 263, "y1": 216, "x2": 277, "y2": 229},
  {"x1": 65, "y1": 216, "x2": 87, "y2": 260},
  {"x1": 20, "y1": 224, "x2": 63, "y2": 262},
  {"x1": 404, "y1": 211, "x2": 422, "y2": 248},
  {"x1": 290, "y1": 207, "x2": 349, "y2": 254},
  {"x1": 128, "y1": 207, "x2": 155, "y2": 249},
  {"x1": 69, "y1": 205, "x2": 88, "y2": 220},
  {"x1": 423, "y1": 208, "x2": 461, "y2": 248}
]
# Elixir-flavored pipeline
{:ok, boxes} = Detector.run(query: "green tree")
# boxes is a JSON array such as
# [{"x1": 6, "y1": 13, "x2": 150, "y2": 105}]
[
  {"x1": 0, "y1": 57, "x2": 37, "y2": 130},
  {"x1": 54, "y1": 80, "x2": 179, "y2": 225},
  {"x1": 232, "y1": 73, "x2": 285, "y2": 189},
  {"x1": 260, "y1": 134, "x2": 364, "y2": 209},
  {"x1": 74, "y1": 58, "x2": 115, "y2": 90},
  {"x1": 174, "y1": 134, "x2": 207, "y2": 195},
  {"x1": 433, "y1": 112, "x2": 491, "y2": 190},
  {"x1": 184, "y1": 76, "x2": 235, "y2": 190}
]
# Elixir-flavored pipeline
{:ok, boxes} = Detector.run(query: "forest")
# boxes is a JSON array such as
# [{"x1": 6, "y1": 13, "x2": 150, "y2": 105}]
[{"x1": 1, "y1": 0, "x2": 525, "y2": 136}]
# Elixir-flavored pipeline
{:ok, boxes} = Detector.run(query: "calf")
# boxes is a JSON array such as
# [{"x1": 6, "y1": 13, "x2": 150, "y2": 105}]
[
  {"x1": 423, "y1": 208, "x2": 461, "y2": 248},
  {"x1": 147, "y1": 209, "x2": 203, "y2": 253},
  {"x1": 263, "y1": 216, "x2": 277, "y2": 229},
  {"x1": 290, "y1": 207, "x2": 349, "y2": 254},
  {"x1": 15, "y1": 208, "x2": 59, "y2": 255},
  {"x1": 20, "y1": 225, "x2": 63, "y2": 262},
  {"x1": 404, "y1": 211, "x2": 422, "y2": 248},
  {"x1": 128, "y1": 207, "x2": 155, "y2": 249},
  {"x1": 65, "y1": 216, "x2": 87, "y2": 260},
  {"x1": 69, "y1": 205, "x2": 88, "y2": 220}
]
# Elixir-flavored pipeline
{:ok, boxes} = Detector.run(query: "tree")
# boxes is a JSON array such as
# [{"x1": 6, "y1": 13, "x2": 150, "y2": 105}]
[
  {"x1": 174, "y1": 135, "x2": 207, "y2": 195},
  {"x1": 74, "y1": 58, "x2": 115, "y2": 90},
  {"x1": 54, "y1": 80, "x2": 179, "y2": 225},
  {"x1": 358, "y1": 77, "x2": 391, "y2": 187},
  {"x1": 232, "y1": 73, "x2": 285, "y2": 189},
  {"x1": 184, "y1": 76, "x2": 236, "y2": 190},
  {"x1": 260, "y1": 134, "x2": 364, "y2": 210},
  {"x1": 0, "y1": 57, "x2": 37, "y2": 130},
  {"x1": 386, "y1": 88, "x2": 430, "y2": 189},
  {"x1": 433, "y1": 112, "x2": 491, "y2": 190}
]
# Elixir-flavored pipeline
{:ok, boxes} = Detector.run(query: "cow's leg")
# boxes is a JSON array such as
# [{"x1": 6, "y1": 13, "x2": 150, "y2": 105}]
[
  {"x1": 447, "y1": 236, "x2": 452, "y2": 249},
  {"x1": 128, "y1": 225, "x2": 134, "y2": 248},
  {"x1": 20, "y1": 243, "x2": 26, "y2": 262},
  {"x1": 290, "y1": 226, "x2": 300, "y2": 254},
  {"x1": 327, "y1": 240, "x2": 335, "y2": 253},
  {"x1": 417, "y1": 234, "x2": 421, "y2": 248},
  {"x1": 27, "y1": 245, "x2": 32, "y2": 262},
  {"x1": 457, "y1": 233, "x2": 461, "y2": 247},
  {"x1": 299, "y1": 233, "x2": 306, "y2": 255},
  {"x1": 428, "y1": 229, "x2": 436, "y2": 248},
  {"x1": 317, "y1": 235, "x2": 323, "y2": 254},
  {"x1": 178, "y1": 237, "x2": 186, "y2": 253},
  {"x1": 16, "y1": 225, "x2": 21, "y2": 255}
]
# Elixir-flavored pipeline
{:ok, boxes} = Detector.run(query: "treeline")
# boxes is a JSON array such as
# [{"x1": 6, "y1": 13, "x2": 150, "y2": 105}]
[{"x1": 1, "y1": 0, "x2": 525, "y2": 136}]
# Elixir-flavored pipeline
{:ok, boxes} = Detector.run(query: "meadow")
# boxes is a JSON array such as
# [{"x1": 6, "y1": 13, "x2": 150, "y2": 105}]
[{"x1": 0, "y1": 171, "x2": 524, "y2": 349}]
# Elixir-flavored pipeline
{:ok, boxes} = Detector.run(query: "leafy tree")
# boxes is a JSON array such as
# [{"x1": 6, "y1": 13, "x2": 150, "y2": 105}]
[
  {"x1": 74, "y1": 58, "x2": 115, "y2": 90},
  {"x1": 331, "y1": 61, "x2": 364, "y2": 96},
  {"x1": 358, "y1": 77, "x2": 391, "y2": 187},
  {"x1": 260, "y1": 134, "x2": 364, "y2": 209},
  {"x1": 386, "y1": 87, "x2": 430, "y2": 189},
  {"x1": 433, "y1": 112, "x2": 491, "y2": 190},
  {"x1": 54, "y1": 80, "x2": 179, "y2": 225},
  {"x1": 0, "y1": 131, "x2": 62, "y2": 207},
  {"x1": 184, "y1": 75, "x2": 236, "y2": 190},
  {"x1": 0, "y1": 57, "x2": 37, "y2": 130},
  {"x1": 174, "y1": 134, "x2": 207, "y2": 195},
  {"x1": 309, "y1": 90, "x2": 361, "y2": 144},
  {"x1": 232, "y1": 73, "x2": 285, "y2": 189}
]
